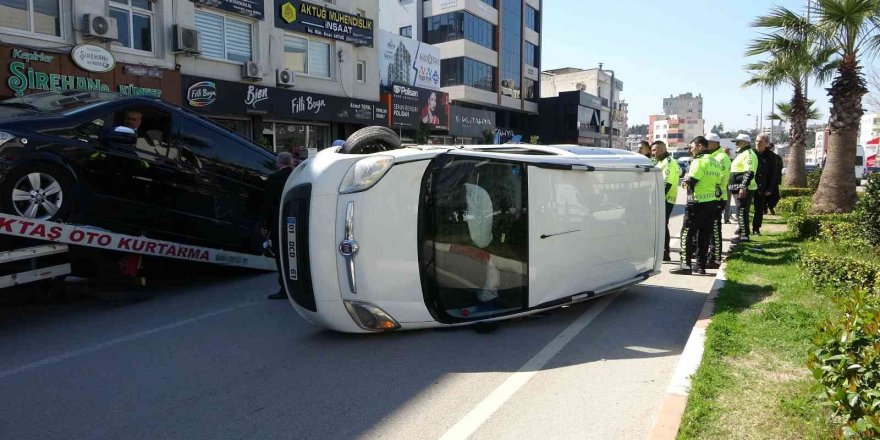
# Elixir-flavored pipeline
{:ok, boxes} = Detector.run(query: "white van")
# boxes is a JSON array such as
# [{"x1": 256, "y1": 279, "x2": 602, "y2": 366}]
[
  {"x1": 856, "y1": 145, "x2": 865, "y2": 182},
  {"x1": 278, "y1": 127, "x2": 665, "y2": 333}
]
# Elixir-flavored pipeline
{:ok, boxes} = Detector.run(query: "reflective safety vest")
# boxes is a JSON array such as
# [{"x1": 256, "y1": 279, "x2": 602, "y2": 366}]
[
  {"x1": 731, "y1": 148, "x2": 758, "y2": 191},
  {"x1": 689, "y1": 154, "x2": 722, "y2": 203},
  {"x1": 656, "y1": 156, "x2": 680, "y2": 204},
  {"x1": 711, "y1": 148, "x2": 732, "y2": 201}
]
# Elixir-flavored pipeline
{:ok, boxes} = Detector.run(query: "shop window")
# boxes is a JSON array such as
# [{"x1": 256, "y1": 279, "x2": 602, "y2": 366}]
[
  {"x1": 267, "y1": 123, "x2": 329, "y2": 153},
  {"x1": 283, "y1": 35, "x2": 331, "y2": 78},
  {"x1": 110, "y1": 0, "x2": 153, "y2": 52},
  {"x1": 195, "y1": 9, "x2": 253, "y2": 63},
  {"x1": 399, "y1": 26, "x2": 411, "y2": 38},
  {"x1": 356, "y1": 60, "x2": 366, "y2": 83},
  {"x1": 0, "y1": 0, "x2": 60, "y2": 36}
]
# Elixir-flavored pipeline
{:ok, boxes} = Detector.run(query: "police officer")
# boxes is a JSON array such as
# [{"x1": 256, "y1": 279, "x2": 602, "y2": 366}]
[
  {"x1": 730, "y1": 134, "x2": 758, "y2": 243},
  {"x1": 672, "y1": 136, "x2": 721, "y2": 276},
  {"x1": 652, "y1": 140, "x2": 680, "y2": 262},
  {"x1": 706, "y1": 133, "x2": 730, "y2": 268}
]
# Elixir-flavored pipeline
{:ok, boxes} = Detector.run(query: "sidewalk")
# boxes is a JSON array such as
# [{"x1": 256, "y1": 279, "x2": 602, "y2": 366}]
[{"x1": 648, "y1": 195, "x2": 741, "y2": 439}]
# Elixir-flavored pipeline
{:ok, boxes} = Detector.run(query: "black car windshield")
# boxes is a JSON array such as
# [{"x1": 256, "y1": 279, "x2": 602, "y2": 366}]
[{"x1": 0, "y1": 91, "x2": 122, "y2": 114}]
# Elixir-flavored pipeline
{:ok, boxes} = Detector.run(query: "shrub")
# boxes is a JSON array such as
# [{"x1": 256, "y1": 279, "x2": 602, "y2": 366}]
[
  {"x1": 820, "y1": 220, "x2": 871, "y2": 248},
  {"x1": 808, "y1": 292, "x2": 880, "y2": 438},
  {"x1": 780, "y1": 187, "x2": 814, "y2": 198},
  {"x1": 800, "y1": 247, "x2": 880, "y2": 294},
  {"x1": 808, "y1": 168, "x2": 823, "y2": 192},
  {"x1": 778, "y1": 196, "x2": 813, "y2": 218},
  {"x1": 856, "y1": 173, "x2": 880, "y2": 248},
  {"x1": 788, "y1": 214, "x2": 857, "y2": 241}
]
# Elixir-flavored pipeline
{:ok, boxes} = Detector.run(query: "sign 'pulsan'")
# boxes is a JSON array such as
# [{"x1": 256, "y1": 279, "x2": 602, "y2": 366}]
[{"x1": 275, "y1": 0, "x2": 374, "y2": 47}]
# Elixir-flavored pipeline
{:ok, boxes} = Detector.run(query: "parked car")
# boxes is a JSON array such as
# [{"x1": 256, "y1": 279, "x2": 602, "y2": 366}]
[
  {"x1": 279, "y1": 127, "x2": 665, "y2": 333},
  {"x1": 0, "y1": 90, "x2": 277, "y2": 253},
  {"x1": 864, "y1": 166, "x2": 880, "y2": 177}
]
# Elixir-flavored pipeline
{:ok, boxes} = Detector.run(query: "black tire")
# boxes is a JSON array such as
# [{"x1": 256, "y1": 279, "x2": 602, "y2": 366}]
[
  {"x1": 340, "y1": 126, "x2": 401, "y2": 154},
  {"x1": 1, "y1": 163, "x2": 73, "y2": 222}
]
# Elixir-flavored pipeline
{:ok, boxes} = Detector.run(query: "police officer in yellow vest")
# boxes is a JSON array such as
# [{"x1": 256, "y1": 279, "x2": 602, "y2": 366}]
[
  {"x1": 730, "y1": 133, "x2": 758, "y2": 243},
  {"x1": 672, "y1": 136, "x2": 722, "y2": 276},
  {"x1": 706, "y1": 133, "x2": 731, "y2": 267},
  {"x1": 652, "y1": 140, "x2": 680, "y2": 261}
]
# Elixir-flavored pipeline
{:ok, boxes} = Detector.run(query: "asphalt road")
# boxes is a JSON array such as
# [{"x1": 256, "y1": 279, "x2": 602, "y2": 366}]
[{"x1": 0, "y1": 199, "x2": 735, "y2": 440}]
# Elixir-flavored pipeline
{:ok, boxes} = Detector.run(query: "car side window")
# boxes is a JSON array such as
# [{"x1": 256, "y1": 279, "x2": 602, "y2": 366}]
[
  {"x1": 109, "y1": 106, "x2": 176, "y2": 161},
  {"x1": 176, "y1": 117, "x2": 243, "y2": 177},
  {"x1": 238, "y1": 146, "x2": 276, "y2": 176},
  {"x1": 73, "y1": 115, "x2": 109, "y2": 141}
]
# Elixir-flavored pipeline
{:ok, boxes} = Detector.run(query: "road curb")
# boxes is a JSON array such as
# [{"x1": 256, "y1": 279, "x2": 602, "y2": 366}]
[{"x1": 648, "y1": 266, "x2": 727, "y2": 440}]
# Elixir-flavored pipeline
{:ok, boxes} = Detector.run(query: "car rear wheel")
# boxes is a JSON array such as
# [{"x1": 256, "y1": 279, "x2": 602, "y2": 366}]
[
  {"x1": 2, "y1": 164, "x2": 72, "y2": 222},
  {"x1": 340, "y1": 126, "x2": 402, "y2": 154}
]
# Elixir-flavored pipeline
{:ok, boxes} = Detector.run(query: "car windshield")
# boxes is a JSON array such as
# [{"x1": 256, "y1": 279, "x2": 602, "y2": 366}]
[{"x1": 0, "y1": 91, "x2": 121, "y2": 114}]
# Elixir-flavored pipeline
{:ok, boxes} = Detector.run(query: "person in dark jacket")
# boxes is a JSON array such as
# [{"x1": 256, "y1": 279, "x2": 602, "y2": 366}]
[
  {"x1": 752, "y1": 134, "x2": 777, "y2": 235},
  {"x1": 766, "y1": 143, "x2": 784, "y2": 215},
  {"x1": 264, "y1": 152, "x2": 295, "y2": 300}
]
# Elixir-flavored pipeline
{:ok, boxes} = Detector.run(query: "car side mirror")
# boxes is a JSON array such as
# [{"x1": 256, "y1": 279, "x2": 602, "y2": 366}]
[{"x1": 104, "y1": 126, "x2": 137, "y2": 145}]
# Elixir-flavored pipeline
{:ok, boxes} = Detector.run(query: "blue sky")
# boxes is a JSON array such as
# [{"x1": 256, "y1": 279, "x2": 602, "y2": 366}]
[{"x1": 541, "y1": 0, "x2": 830, "y2": 132}]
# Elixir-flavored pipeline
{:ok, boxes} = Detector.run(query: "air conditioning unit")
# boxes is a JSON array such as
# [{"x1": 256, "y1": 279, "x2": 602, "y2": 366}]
[
  {"x1": 242, "y1": 61, "x2": 262, "y2": 81},
  {"x1": 173, "y1": 25, "x2": 200, "y2": 54},
  {"x1": 277, "y1": 68, "x2": 295, "y2": 88},
  {"x1": 83, "y1": 14, "x2": 118, "y2": 41}
]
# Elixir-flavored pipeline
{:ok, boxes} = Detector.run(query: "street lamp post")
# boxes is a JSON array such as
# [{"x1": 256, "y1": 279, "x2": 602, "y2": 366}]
[{"x1": 747, "y1": 113, "x2": 759, "y2": 133}]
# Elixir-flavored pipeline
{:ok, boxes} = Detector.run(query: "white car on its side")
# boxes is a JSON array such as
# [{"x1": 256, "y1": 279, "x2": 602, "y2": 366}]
[{"x1": 278, "y1": 127, "x2": 665, "y2": 333}]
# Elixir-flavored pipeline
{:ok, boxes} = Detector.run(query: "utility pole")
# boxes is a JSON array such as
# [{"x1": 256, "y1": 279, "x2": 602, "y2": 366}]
[
  {"x1": 770, "y1": 86, "x2": 776, "y2": 142},
  {"x1": 805, "y1": 0, "x2": 811, "y2": 103},
  {"x1": 759, "y1": 86, "x2": 764, "y2": 133}
]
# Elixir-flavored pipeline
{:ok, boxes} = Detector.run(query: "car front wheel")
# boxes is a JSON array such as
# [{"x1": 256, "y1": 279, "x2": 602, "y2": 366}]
[{"x1": 2, "y1": 164, "x2": 72, "y2": 222}]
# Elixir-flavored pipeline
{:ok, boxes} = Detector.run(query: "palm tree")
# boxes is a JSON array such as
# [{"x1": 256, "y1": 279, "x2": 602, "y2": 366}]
[
  {"x1": 809, "y1": 0, "x2": 880, "y2": 213},
  {"x1": 744, "y1": 7, "x2": 836, "y2": 188},
  {"x1": 768, "y1": 100, "x2": 822, "y2": 123}
]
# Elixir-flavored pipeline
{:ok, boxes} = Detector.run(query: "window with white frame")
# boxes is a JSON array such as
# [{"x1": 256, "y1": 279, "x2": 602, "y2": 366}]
[
  {"x1": 356, "y1": 60, "x2": 366, "y2": 83},
  {"x1": 110, "y1": 0, "x2": 153, "y2": 52},
  {"x1": 283, "y1": 34, "x2": 331, "y2": 78},
  {"x1": 0, "y1": 0, "x2": 61, "y2": 36},
  {"x1": 194, "y1": 9, "x2": 253, "y2": 63}
]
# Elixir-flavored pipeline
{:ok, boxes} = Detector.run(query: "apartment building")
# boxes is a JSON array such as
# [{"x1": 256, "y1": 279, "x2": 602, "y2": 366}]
[
  {"x1": 0, "y1": 0, "x2": 383, "y2": 154},
  {"x1": 860, "y1": 112, "x2": 880, "y2": 146},
  {"x1": 378, "y1": 0, "x2": 542, "y2": 143},
  {"x1": 539, "y1": 67, "x2": 627, "y2": 148}
]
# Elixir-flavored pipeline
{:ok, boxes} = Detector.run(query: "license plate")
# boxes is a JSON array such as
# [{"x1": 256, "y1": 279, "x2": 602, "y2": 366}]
[{"x1": 286, "y1": 217, "x2": 298, "y2": 281}]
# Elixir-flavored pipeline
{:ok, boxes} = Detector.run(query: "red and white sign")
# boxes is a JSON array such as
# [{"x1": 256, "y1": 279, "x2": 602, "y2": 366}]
[{"x1": 0, "y1": 214, "x2": 275, "y2": 271}]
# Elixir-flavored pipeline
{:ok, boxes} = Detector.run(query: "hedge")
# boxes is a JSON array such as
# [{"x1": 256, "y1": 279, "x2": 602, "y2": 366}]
[
  {"x1": 777, "y1": 196, "x2": 813, "y2": 218},
  {"x1": 800, "y1": 246, "x2": 880, "y2": 294},
  {"x1": 780, "y1": 187, "x2": 813, "y2": 198},
  {"x1": 808, "y1": 292, "x2": 880, "y2": 438},
  {"x1": 788, "y1": 213, "x2": 857, "y2": 241}
]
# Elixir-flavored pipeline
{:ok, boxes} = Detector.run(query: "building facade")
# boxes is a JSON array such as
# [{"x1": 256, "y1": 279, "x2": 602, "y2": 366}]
[
  {"x1": 378, "y1": 0, "x2": 542, "y2": 144},
  {"x1": 649, "y1": 92, "x2": 705, "y2": 151},
  {"x1": 540, "y1": 67, "x2": 627, "y2": 148},
  {"x1": 0, "y1": 0, "x2": 386, "y2": 156},
  {"x1": 860, "y1": 112, "x2": 880, "y2": 146},
  {"x1": 531, "y1": 90, "x2": 603, "y2": 146}
]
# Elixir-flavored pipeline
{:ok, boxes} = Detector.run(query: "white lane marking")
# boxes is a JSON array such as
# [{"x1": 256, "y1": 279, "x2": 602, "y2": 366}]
[
  {"x1": 0, "y1": 301, "x2": 259, "y2": 380},
  {"x1": 438, "y1": 295, "x2": 616, "y2": 440},
  {"x1": 626, "y1": 346, "x2": 670, "y2": 354}
]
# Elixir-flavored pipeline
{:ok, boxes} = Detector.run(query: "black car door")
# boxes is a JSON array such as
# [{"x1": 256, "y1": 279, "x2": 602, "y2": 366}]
[
  {"x1": 76, "y1": 105, "x2": 179, "y2": 235},
  {"x1": 173, "y1": 115, "x2": 250, "y2": 250}
]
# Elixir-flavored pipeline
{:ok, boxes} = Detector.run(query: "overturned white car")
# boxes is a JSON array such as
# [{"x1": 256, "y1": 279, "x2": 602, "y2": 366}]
[{"x1": 279, "y1": 127, "x2": 664, "y2": 333}]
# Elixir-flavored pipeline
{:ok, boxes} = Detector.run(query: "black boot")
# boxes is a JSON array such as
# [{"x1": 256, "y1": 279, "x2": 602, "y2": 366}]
[
  {"x1": 670, "y1": 265, "x2": 692, "y2": 275},
  {"x1": 267, "y1": 289, "x2": 287, "y2": 300},
  {"x1": 705, "y1": 261, "x2": 721, "y2": 269}
]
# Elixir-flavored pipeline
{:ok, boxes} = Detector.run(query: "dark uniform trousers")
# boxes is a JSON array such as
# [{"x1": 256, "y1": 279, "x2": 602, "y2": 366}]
[
  {"x1": 680, "y1": 201, "x2": 716, "y2": 268},
  {"x1": 736, "y1": 190, "x2": 755, "y2": 238},
  {"x1": 665, "y1": 202, "x2": 674, "y2": 257},
  {"x1": 708, "y1": 200, "x2": 724, "y2": 263},
  {"x1": 753, "y1": 191, "x2": 768, "y2": 232}
]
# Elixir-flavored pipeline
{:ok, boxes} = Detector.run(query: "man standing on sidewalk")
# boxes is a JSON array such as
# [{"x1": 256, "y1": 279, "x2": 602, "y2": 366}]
[
  {"x1": 730, "y1": 134, "x2": 758, "y2": 244},
  {"x1": 652, "y1": 140, "x2": 680, "y2": 262},
  {"x1": 752, "y1": 134, "x2": 776, "y2": 236},
  {"x1": 263, "y1": 152, "x2": 295, "y2": 300},
  {"x1": 766, "y1": 143, "x2": 784, "y2": 215},
  {"x1": 706, "y1": 133, "x2": 730, "y2": 268},
  {"x1": 672, "y1": 136, "x2": 722, "y2": 276}
]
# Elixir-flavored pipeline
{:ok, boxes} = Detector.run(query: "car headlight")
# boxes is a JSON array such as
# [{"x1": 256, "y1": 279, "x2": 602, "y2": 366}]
[
  {"x1": 0, "y1": 131, "x2": 15, "y2": 146},
  {"x1": 339, "y1": 155, "x2": 394, "y2": 194},
  {"x1": 343, "y1": 301, "x2": 400, "y2": 331}
]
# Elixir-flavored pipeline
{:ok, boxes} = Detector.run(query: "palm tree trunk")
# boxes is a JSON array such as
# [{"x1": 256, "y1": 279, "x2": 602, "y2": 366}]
[
  {"x1": 811, "y1": 57, "x2": 867, "y2": 213},
  {"x1": 784, "y1": 85, "x2": 808, "y2": 187}
]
